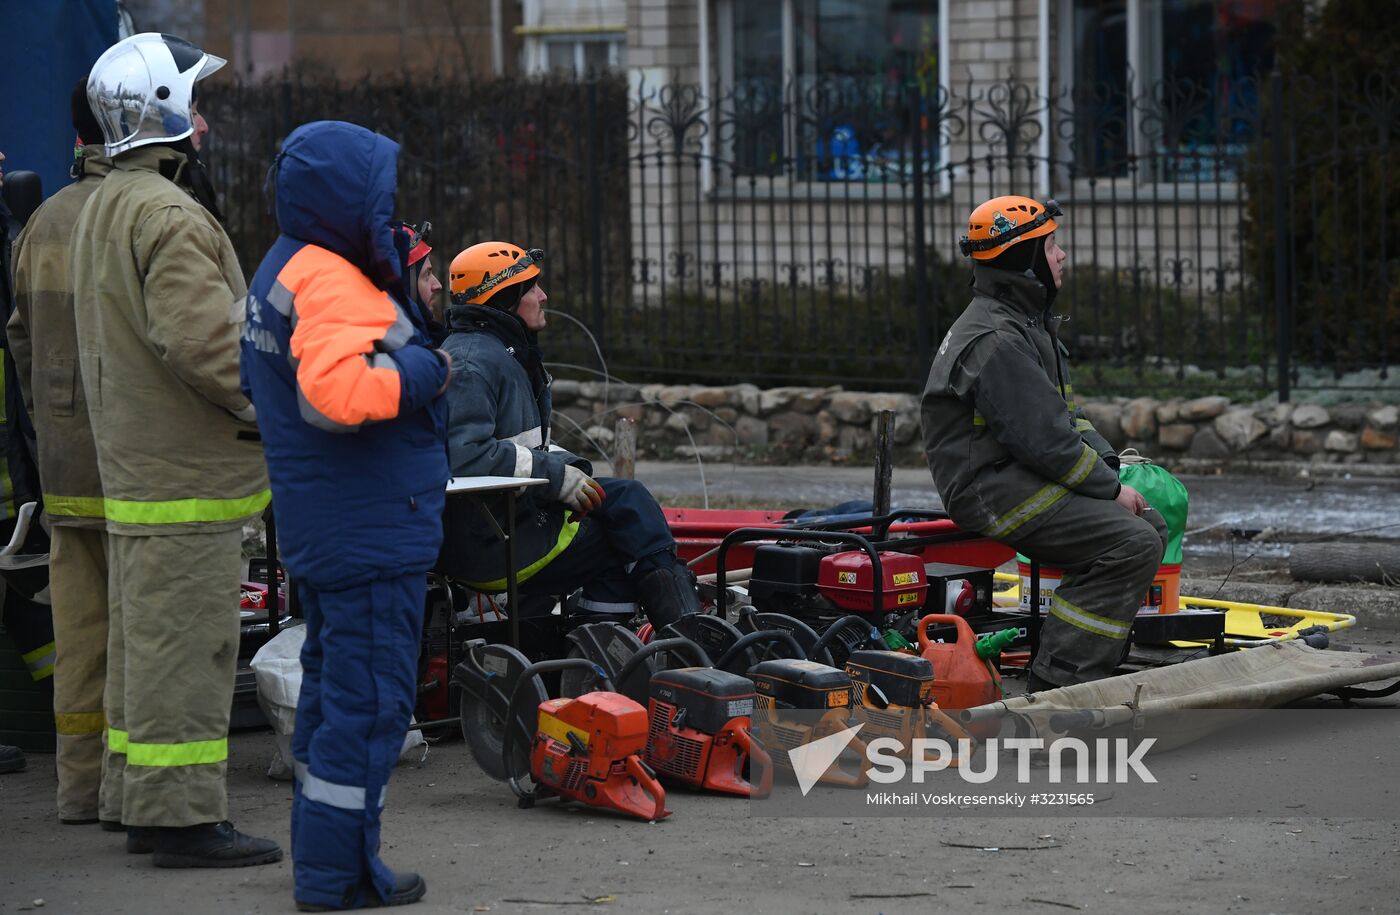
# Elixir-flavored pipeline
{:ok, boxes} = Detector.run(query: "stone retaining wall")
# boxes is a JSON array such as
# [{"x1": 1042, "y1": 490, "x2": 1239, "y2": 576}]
[{"x1": 549, "y1": 380, "x2": 1400, "y2": 466}]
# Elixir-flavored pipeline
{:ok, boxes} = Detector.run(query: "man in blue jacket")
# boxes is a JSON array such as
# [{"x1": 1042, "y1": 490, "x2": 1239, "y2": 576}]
[
  {"x1": 241, "y1": 121, "x2": 450, "y2": 911},
  {"x1": 438, "y1": 241, "x2": 699, "y2": 626}
]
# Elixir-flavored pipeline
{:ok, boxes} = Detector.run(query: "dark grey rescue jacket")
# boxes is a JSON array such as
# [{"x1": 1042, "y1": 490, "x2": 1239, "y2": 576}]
[
  {"x1": 920, "y1": 265, "x2": 1120, "y2": 541},
  {"x1": 438, "y1": 304, "x2": 589, "y2": 587}
]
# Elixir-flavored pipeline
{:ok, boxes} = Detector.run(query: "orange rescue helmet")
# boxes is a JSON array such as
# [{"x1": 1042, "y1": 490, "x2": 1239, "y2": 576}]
[
  {"x1": 449, "y1": 242, "x2": 543, "y2": 307},
  {"x1": 959, "y1": 196, "x2": 1061, "y2": 261}
]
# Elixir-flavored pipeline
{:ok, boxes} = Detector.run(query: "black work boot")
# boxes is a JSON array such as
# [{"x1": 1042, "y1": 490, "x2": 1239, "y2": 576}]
[
  {"x1": 297, "y1": 871, "x2": 427, "y2": 911},
  {"x1": 633, "y1": 560, "x2": 701, "y2": 628},
  {"x1": 126, "y1": 826, "x2": 156, "y2": 854},
  {"x1": 151, "y1": 821, "x2": 283, "y2": 868},
  {"x1": 0, "y1": 744, "x2": 26, "y2": 774}
]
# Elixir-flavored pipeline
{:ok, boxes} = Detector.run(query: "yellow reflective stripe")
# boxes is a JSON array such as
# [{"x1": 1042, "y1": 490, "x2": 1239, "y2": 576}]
[
  {"x1": 463, "y1": 520, "x2": 581, "y2": 592},
  {"x1": 972, "y1": 411, "x2": 987, "y2": 427},
  {"x1": 1074, "y1": 418, "x2": 1095, "y2": 432},
  {"x1": 127, "y1": 737, "x2": 229, "y2": 767},
  {"x1": 44, "y1": 494, "x2": 107, "y2": 518},
  {"x1": 1049, "y1": 592, "x2": 1131, "y2": 639},
  {"x1": 21, "y1": 642, "x2": 54, "y2": 664},
  {"x1": 22, "y1": 642, "x2": 56, "y2": 680},
  {"x1": 983, "y1": 482, "x2": 1069, "y2": 539},
  {"x1": 108, "y1": 727, "x2": 129, "y2": 753},
  {"x1": 103, "y1": 489, "x2": 271, "y2": 525},
  {"x1": 1057, "y1": 444, "x2": 1098, "y2": 489},
  {"x1": 56, "y1": 711, "x2": 106, "y2": 736}
]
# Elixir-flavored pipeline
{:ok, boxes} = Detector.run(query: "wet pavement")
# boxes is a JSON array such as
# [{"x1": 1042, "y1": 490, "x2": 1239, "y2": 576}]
[{"x1": 618, "y1": 461, "x2": 1400, "y2": 578}]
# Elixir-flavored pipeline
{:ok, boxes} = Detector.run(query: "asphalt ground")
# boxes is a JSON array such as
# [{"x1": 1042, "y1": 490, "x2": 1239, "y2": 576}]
[
  {"x1": 4, "y1": 689, "x2": 1399, "y2": 915},
  {"x1": 3, "y1": 465, "x2": 1399, "y2": 913}
]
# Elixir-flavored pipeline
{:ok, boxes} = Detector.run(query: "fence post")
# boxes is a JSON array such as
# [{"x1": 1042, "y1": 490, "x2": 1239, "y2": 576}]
[
  {"x1": 910, "y1": 83, "x2": 932, "y2": 378},
  {"x1": 587, "y1": 79, "x2": 606, "y2": 349},
  {"x1": 613, "y1": 418, "x2": 637, "y2": 480},
  {"x1": 873, "y1": 410, "x2": 895, "y2": 519},
  {"x1": 1269, "y1": 70, "x2": 1292, "y2": 403}
]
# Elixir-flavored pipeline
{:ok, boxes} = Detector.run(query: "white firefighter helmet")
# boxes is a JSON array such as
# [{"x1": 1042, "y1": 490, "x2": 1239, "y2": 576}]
[{"x1": 86, "y1": 33, "x2": 226, "y2": 156}]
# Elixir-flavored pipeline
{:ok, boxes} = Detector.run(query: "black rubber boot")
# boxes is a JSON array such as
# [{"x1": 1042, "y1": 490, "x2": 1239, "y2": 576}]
[
  {"x1": 61, "y1": 815, "x2": 101, "y2": 825},
  {"x1": 151, "y1": 821, "x2": 283, "y2": 868},
  {"x1": 101, "y1": 819, "x2": 126, "y2": 832},
  {"x1": 0, "y1": 744, "x2": 26, "y2": 774},
  {"x1": 633, "y1": 560, "x2": 701, "y2": 628},
  {"x1": 297, "y1": 871, "x2": 427, "y2": 911},
  {"x1": 127, "y1": 826, "x2": 156, "y2": 854}
]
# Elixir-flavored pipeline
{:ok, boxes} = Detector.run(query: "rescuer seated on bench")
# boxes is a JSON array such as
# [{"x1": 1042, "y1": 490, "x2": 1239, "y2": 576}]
[
  {"x1": 920, "y1": 196, "x2": 1167, "y2": 691},
  {"x1": 435, "y1": 241, "x2": 700, "y2": 627}
]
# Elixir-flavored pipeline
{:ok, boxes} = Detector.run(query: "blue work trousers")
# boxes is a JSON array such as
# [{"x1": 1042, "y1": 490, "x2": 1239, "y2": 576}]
[
  {"x1": 520, "y1": 477, "x2": 674, "y2": 615},
  {"x1": 291, "y1": 573, "x2": 425, "y2": 909}
]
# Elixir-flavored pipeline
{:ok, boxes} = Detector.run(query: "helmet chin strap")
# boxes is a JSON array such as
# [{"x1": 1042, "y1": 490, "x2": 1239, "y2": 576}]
[{"x1": 169, "y1": 137, "x2": 224, "y2": 221}]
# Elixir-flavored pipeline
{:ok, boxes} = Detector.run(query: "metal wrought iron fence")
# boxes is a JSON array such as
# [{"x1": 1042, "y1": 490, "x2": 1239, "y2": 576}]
[{"x1": 201, "y1": 69, "x2": 1398, "y2": 396}]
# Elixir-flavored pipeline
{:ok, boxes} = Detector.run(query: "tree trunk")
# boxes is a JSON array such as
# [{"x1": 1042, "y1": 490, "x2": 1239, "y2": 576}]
[{"x1": 1289, "y1": 542, "x2": 1400, "y2": 584}]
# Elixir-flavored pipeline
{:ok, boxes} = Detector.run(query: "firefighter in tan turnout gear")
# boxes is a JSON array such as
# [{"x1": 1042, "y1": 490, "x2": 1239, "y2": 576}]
[
  {"x1": 920, "y1": 196, "x2": 1167, "y2": 690},
  {"x1": 69, "y1": 33, "x2": 280, "y2": 866},
  {"x1": 7, "y1": 82, "x2": 116, "y2": 825}
]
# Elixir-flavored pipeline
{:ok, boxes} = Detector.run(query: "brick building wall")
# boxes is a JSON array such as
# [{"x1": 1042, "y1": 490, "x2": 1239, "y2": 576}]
[{"x1": 123, "y1": 0, "x2": 518, "y2": 80}]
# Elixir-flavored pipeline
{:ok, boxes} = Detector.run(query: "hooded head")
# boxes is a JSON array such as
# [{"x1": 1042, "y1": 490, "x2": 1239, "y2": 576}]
[{"x1": 272, "y1": 120, "x2": 400, "y2": 289}]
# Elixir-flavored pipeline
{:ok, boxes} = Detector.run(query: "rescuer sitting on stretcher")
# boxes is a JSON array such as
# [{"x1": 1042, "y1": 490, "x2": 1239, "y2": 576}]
[
  {"x1": 436, "y1": 241, "x2": 700, "y2": 627},
  {"x1": 920, "y1": 196, "x2": 1168, "y2": 690}
]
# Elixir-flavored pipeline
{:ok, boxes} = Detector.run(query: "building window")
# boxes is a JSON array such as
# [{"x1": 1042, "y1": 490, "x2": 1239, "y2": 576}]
[
  {"x1": 536, "y1": 35, "x2": 622, "y2": 76},
  {"x1": 718, "y1": 0, "x2": 944, "y2": 182},
  {"x1": 1064, "y1": 0, "x2": 1278, "y2": 181}
]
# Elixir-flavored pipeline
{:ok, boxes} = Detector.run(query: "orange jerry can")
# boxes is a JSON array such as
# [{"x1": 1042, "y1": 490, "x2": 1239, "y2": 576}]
[{"x1": 915, "y1": 614, "x2": 1004, "y2": 710}]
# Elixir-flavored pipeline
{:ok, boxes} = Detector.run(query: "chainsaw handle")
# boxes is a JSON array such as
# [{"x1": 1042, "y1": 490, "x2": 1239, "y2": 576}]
[
  {"x1": 614, "y1": 637, "x2": 714, "y2": 703},
  {"x1": 810, "y1": 615, "x2": 881, "y2": 664},
  {"x1": 814, "y1": 711, "x2": 869, "y2": 788},
  {"x1": 916, "y1": 613, "x2": 978, "y2": 654},
  {"x1": 502, "y1": 657, "x2": 614, "y2": 794},
  {"x1": 624, "y1": 754, "x2": 669, "y2": 822},
  {"x1": 615, "y1": 637, "x2": 713, "y2": 684},
  {"x1": 732, "y1": 724, "x2": 773, "y2": 797},
  {"x1": 714, "y1": 629, "x2": 806, "y2": 671}
]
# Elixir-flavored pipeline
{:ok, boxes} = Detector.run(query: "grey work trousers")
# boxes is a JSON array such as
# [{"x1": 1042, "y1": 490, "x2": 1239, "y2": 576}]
[{"x1": 1004, "y1": 495, "x2": 1167, "y2": 686}]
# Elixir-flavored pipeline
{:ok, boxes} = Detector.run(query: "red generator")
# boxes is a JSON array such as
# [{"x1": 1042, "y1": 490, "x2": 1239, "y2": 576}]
[{"x1": 645, "y1": 667, "x2": 770, "y2": 796}]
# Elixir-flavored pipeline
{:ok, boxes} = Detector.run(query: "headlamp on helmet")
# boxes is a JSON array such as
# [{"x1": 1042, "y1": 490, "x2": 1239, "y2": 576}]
[
  {"x1": 959, "y1": 197, "x2": 1062, "y2": 260},
  {"x1": 449, "y1": 243, "x2": 545, "y2": 307}
]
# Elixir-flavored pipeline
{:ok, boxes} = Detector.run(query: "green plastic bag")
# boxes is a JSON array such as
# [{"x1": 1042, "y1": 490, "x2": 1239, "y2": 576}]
[{"x1": 1118, "y1": 455, "x2": 1189, "y2": 565}]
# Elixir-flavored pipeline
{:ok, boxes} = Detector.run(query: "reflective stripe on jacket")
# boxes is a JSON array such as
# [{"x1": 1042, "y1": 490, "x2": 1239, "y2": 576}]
[
  {"x1": 920, "y1": 265, "x2": 1120, "y2": 541},
  {"x1": 438, "y1": 304, "x2": 585, "y2": 586},
  {"x1": 8, "y1": 148, "x2": 111, "y2": 528}
]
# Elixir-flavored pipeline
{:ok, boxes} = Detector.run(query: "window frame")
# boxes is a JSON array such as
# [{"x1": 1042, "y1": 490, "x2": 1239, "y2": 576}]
[
  {"x1": 530, "y1": 32, "x2": 623, "y2": 77},
  {"x1": 1055, "y1": 0, "x2": 1268, "y2": 194},
  {"x1": 712, "y1": 0, "x2": 951, "y2": 197}
]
